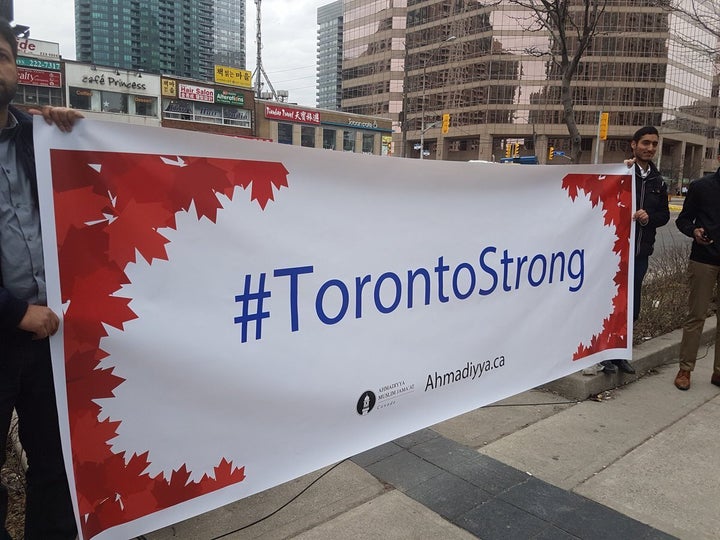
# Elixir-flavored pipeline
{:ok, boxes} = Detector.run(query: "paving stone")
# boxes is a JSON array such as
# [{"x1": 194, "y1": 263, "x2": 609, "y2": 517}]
[
  {"x1": 393, "y1": 428, "x2": 441, "y2": 449},
  {"x1": 405, "y1": 471, "x2": 492, "y2": 520},
  {"x1": 531, "y1": 525, "x2": 582, "y2": 539},
  {"x1": 409, "y1": 434, "x2": 485, "y2": 469},
  {"x1": 557, "y1": 498, "x2": 669, "y2": 540},
  {"x1": 448, "y1": 453, "x2": 532, "y2": 495},
  {"x1": 350, "y1": 441, "x2": 403, "y2": 467},
  {"x1": 499, "y1": 476, "x2": 585, "y2": 522},
  {"x1": 362, "y1": 449, "x2": 444, "y2": 491},
  {"x1": 455, "y1": 498, "x2": 550, "y2": 540}
]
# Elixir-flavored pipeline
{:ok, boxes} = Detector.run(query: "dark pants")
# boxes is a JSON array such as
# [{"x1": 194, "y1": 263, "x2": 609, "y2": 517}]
[
  {"x1": 634, "y1": 255, "x2": 650, "y2": 322},
  {"x1": 1, "y1": 337, "x2": 77, "y2": 540}
]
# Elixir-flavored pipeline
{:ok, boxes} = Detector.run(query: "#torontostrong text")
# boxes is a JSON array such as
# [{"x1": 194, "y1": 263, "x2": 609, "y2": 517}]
[{"x1": 233, "y1": 246, "x2": 585, "y2": 342}]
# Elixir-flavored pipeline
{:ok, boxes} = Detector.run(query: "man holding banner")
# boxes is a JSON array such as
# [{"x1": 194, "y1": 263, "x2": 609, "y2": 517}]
[
  {"x1": 0, "y1": 19, "x2": 82, "y2": 540},
  {"x1": 600, "y1": 126, "x2": 669, "y2": 374}
]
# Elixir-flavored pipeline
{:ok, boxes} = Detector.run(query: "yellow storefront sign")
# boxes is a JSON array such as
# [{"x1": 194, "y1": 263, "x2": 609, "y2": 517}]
[{"x1": 214, "y1": 65, "x2": 253, "y2": 89}]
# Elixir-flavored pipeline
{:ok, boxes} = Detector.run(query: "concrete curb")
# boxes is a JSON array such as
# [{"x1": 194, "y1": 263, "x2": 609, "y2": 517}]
[{"x1": 541, "y1": 317, "x2": 717, "y2": 400}]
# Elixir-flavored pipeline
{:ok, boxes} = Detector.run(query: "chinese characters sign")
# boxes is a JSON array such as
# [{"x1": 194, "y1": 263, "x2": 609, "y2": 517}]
[{"x1": 264, "y1": 104, "x2": 320, "y2": 125}]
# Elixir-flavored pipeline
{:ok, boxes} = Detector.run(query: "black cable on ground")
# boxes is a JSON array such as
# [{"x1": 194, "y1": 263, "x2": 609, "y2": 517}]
[{"x1": 207, "y1": 460, "x2": 345, "y2": 540}]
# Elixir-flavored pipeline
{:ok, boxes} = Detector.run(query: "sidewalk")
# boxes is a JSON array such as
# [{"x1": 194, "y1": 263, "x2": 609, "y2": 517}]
[{"x1": 145, "y1": 322, "x2": 719, "y2": 540}]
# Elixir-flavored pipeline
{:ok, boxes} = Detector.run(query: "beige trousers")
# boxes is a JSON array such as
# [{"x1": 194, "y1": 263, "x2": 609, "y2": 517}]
[{"x1": 679, "y1": 260, "x2": 720, "y2": 375}]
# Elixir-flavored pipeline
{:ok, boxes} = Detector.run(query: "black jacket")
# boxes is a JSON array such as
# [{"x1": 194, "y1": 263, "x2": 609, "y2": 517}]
[
  {"x1": 635, "y1": 161, "x2": 670, "y2": 258},
  {"x1": 0, "y1": 106, "x2": 37, "y2": 332},
  {"x1": 676, "y1": 167, "x2": 720, "y2": 266}
]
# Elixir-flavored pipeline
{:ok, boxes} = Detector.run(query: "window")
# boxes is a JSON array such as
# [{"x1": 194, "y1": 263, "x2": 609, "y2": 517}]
[
  {"x1": 343, "y1": 130, "x2": 355, "y2": 152},
  {"x1": 362, "y1": 133, "x2": 375, "y2": 154},
  {"x1": 134, "y1": 96, "x2": 157, "y2": 117},
  {"x1": 15, "y1": 85, "x2": 63, "y2": 107},
  {"x1": 301, "y1": 126, "x2": 315, "y2": 148},
  {"x1": 278, "y1": 123, "x2": 293, "y2": 145},
  {"x1": 161, "y1": 100, "x2": 251, "y2": 126},
  {"x1": 323, "y1": 128, "x2": 336, "y2": 150},
  {"x1": 69, "y1": 87, "x2": 92, "y2": 110},
  {"x1": 101, "y1": 91, "x2": 128, "y2": 113}
]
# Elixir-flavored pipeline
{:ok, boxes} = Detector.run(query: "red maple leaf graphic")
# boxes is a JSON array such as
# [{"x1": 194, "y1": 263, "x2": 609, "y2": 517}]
[
  {"x1": 49, "y1": 149, "x2": 290, "y2": 538},
  {"x1": 561, "y1": 173, "x2": 633, "y2": 359},
  {"x1": 105, "y1": 200, "x2": 172, "y2": 266}
]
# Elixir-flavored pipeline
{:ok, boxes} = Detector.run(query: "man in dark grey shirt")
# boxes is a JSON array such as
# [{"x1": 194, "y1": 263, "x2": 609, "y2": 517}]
[{"x1": 0, "y1": 19, "x2": 83, "y2": 540}]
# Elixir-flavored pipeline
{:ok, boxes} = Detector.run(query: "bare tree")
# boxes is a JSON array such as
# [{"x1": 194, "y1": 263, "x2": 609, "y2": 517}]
[{"x1": 507, "y1": 0, "x2": 608, "y2": 161}]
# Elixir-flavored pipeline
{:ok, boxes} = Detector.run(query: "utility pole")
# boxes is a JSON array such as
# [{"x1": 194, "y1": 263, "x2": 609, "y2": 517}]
[{"x1": 252, "y1": 0, "x2": 277, "y2": 100}]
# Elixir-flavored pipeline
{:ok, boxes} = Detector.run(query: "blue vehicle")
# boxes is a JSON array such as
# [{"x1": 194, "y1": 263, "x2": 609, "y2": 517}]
[{"x1": 499, "y1": 156, "x2": 539, "y2": 165}]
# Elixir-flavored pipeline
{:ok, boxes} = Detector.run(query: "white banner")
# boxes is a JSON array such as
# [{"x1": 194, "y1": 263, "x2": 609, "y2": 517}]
[{"x1": 34, "y1": 119, "x2": 634, "y2": 539}]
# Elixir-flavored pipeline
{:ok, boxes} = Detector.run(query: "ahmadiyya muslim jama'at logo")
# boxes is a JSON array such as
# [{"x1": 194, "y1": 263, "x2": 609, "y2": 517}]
[{"x1": 356, "y1": 391, "x2": 376, "y2": 415}]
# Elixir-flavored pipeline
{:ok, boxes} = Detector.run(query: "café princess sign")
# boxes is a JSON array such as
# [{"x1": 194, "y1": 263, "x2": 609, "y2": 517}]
[{"x1": 215, "y1": 89, "x2": 245, "y2": 106}]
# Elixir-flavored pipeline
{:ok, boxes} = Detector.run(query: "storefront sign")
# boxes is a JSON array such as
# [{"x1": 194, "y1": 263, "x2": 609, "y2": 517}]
[
  {"x1": 17, "y1": 67, "x2": 61, "y2": 88},
  {"x1": 80, "y1": 74, "x2": 147, "y2": 91},
  {"x1": 348, "y1": 119, "x2": 379, "y2": 129},
  {"x1": 178, "y1": 83, "x2": 215, "y2": 103},
  {"x1": 16, "y1": 57, "x2": 61, "y2": 71},
  {"x1": 215, "y1": 89, "x2": 245, "y2": 106},
  {"x1": 265, "y1": 104, "x2": 320, "y2": 125},
  {"x1": 16, "y1": 38, "x2": 60, "y2": 59},
  {"x1": 214, "y1": 65, "x2": 253, "y2": 88},
  {"x1": 162, "y1": 79, "x2": 177, "y2": 97}
]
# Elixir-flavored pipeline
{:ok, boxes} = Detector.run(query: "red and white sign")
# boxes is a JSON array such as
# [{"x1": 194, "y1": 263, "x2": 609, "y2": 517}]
[
  {"x1": 177, "y1": 83, "x2": 215, "y2": 103},
  {"x1": 265, "y1": 104, "x2": 321, "y2": 125},
  {"x1": 17, "y1": 67, "x2": 62, "y2": 88},
  {"x1": 34, "y1": 119, "x2": 634, "y2": 539},
  {"x1": 17, "y1": 37, "x2": 61, "y2": 59}
]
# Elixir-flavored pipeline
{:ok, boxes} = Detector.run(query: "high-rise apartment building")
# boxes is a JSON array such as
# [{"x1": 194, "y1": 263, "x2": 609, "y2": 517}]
[
  {"x1": 214, "y1": 0, "x2": 246, "y2": 69},
  {"x1": 75, "y1": 0, "x2": 246, "y2": 81},
  {"x1": 338, "y1": 0, "x2": 720, "y2": 181},
  {"x1": 316, "y1": 0, "x2": 343, "y2": 110}
]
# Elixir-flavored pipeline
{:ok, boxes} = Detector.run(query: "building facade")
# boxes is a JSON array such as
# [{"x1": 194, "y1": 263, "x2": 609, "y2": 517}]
[
  {"x1": 338, "y1": 0, "x2": 720, "y2": 184},
  {"x1": 256, "y1": 100, "x2": 392, "y2": 155},
  {"x1": 65, "y1": 61, "x2": 162, "y2": 126},
  {"x1": 341, "y1": 0, "x2": 408, "y2": 148},
  {"x1": 214, "y1": 0, "x2": 246, "y2": 70},
  {"x1": 75, "y1": 0, "x2": 245, "y2": 82},
  {"x1": 11, "y1": 37, "x2": 389, "y2": 156},
  {"x1": 316, "y1": 0, "x2": 343, "y2": 110}
]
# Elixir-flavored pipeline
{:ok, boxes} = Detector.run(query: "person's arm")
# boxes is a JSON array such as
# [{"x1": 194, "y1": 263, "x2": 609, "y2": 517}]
[
  {"x1": 27, "y1": 106, "x2": 84, "y2": 133},
  {"x1": 676, "y1": 184, "x2": 700, "y2": 238},
  {"x1": 0, "y1": 287, "x2": 28, "y2": 330},
  {"x1": 0, "y1": 288, "x2": 59, "y2": 338},
  {"x1": 647, "y1": 181, "x2": 670, "y2": 228}
]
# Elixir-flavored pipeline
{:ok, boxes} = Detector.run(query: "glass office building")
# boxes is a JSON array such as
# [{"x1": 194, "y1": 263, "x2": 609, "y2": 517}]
[
  {"x1": 316, "y1": 0, "x2": 343, "y2": 110},
  {"x1": 75, "y1": 0, "x2": 246, "y2": 81},
  {"x1": 341, "y1": 0, "x2": 408, "y2": 123},
  {"x1": 339, "y1": 0, "x2": 720, "y2": 180}
]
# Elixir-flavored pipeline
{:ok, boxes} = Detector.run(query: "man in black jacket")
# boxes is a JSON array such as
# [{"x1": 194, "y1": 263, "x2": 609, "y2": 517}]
[
  {"x1": 0, "y1": 19, "x2": 82, "y2": 539},
  {"x1": 600, "y1": 126, "x2": 670, "y2": 374},
  {"x1": 673, "y1": 160, "x2": 720, "y2": 391}
]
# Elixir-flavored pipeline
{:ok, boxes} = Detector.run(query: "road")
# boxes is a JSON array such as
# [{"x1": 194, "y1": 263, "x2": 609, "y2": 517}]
[{"x1": 652, "y1": 197, "x2": 690, "y2": 259}]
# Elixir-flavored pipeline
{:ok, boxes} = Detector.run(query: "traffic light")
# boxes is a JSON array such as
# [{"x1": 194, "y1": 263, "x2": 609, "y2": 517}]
[
  {"x1": 548, "y1": 146, "x2": 554, "y2": 161},
  {"x1": 441, "y1": 113, "x2": 450, "y2": 134},
  {"x1": 505, "y1": 143, "x2": 512, "y2": 158},
  {"x1": 513, "y1": 143, "x2": 520, "y2": 158}
]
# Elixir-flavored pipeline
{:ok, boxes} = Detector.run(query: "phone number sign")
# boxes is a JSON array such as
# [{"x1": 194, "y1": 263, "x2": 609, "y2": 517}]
[{"x1": 17, "y1": 57, "x2": 61, "y2": 71}]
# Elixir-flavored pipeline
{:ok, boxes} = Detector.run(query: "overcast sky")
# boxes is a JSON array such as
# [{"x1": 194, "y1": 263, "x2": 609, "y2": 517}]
[{"x1": 14, "y1": 0, "x2": 327, "y2": 107}]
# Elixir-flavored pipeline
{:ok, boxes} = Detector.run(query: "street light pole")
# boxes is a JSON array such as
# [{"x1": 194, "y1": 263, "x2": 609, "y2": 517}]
[{"x1": 419, "y1": 35, "x2": 456, "y2": 160}]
